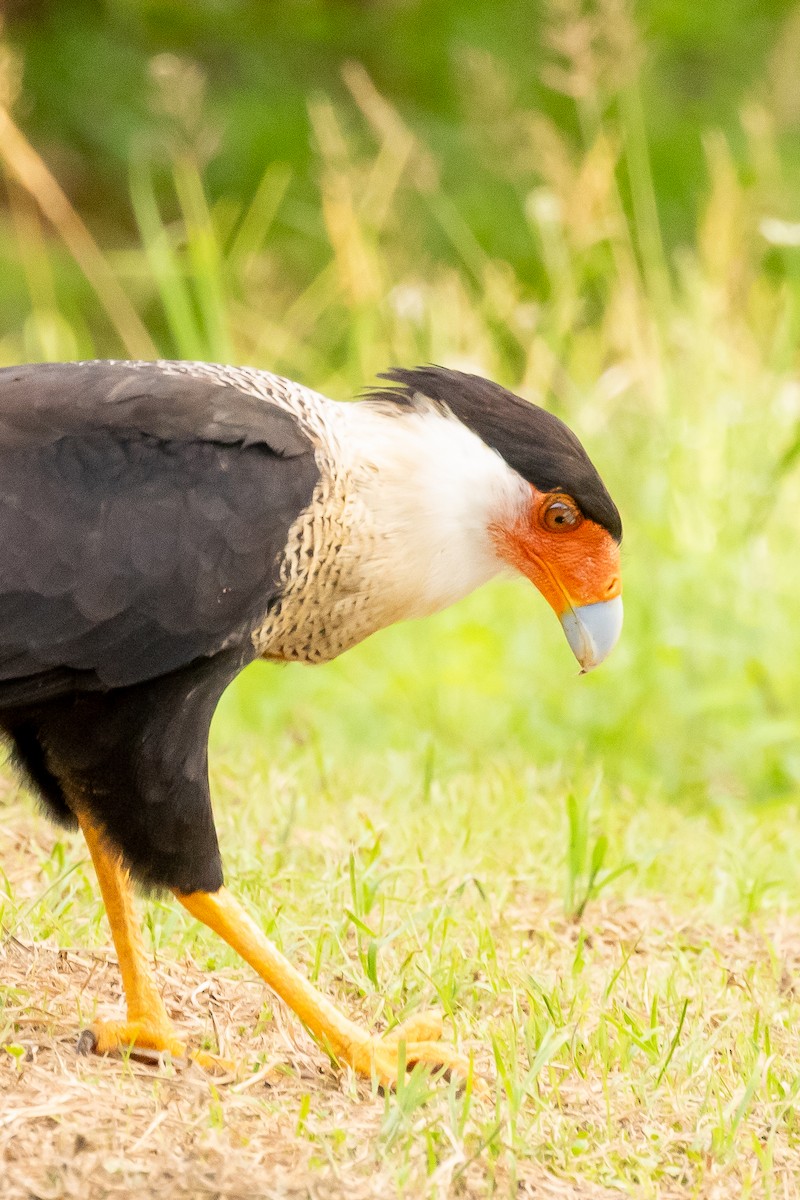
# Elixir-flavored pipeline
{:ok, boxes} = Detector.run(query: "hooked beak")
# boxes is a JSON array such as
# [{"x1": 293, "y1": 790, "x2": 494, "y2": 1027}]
[{"x1": 560, "y1": 596, "x2": 623, "y2": 673}]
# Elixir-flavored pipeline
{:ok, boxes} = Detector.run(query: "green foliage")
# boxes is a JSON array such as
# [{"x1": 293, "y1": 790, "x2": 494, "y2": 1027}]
[
  {"x1": 563, "y1": 782, "x2": 635, "y2": 920},
  {"x1": 6, "y1": 0, "x2": 800, "y2": 262}
]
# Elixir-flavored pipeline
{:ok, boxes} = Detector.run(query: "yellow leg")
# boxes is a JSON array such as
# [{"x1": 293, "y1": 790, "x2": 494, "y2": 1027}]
[
  {"x1": 177, "y1": 887, "x2": 484, "y2": 1092},
  {"x1": 78, "y1": 817, "x2": 227, "y2": 1070}
]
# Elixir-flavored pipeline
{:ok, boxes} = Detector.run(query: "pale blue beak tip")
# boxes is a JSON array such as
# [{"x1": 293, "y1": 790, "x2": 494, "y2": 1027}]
[{"x1": 560, "y1": 596, "x2": 623, "y2": 673}]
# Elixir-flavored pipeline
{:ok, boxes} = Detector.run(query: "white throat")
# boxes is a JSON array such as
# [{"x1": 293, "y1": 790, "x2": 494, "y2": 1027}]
[{"x1": 341, "y1": 400, "x2": 529, "y2": 621}]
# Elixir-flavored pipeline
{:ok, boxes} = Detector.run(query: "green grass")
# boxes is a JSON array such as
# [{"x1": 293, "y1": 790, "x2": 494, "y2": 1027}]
[
  {"x1": 3, "y1": 5, "x2": 800, "y2": 1195},
  {"x1": 4, "y1": 755, "x2": 800, "y2": 1195}
]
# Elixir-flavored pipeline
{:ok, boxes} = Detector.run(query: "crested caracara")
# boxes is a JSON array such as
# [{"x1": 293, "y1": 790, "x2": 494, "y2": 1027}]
[{"x1": 0, "y1": 361, "x2": 622, "y2": 1088}]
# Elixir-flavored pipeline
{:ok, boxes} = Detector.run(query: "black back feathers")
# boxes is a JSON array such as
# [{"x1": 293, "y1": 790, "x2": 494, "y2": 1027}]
[
  {"x1": 0, "y1": 361, "x2": 311, "y2": 455},
  {"x1": 369, "y1": 366, "x2": 622, "y2": 541},
  {"x1": 0, "y1": 361, "x2": 320, "y2": 693}
]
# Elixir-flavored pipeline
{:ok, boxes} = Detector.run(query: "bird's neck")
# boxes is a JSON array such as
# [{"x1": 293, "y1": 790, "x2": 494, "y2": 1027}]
[
  {"x1": 341, "y1": 399, "x2": 528, "y2": 618},
  {"x1": 253, "y1": 397, "x2": 527, "y2": 665}
]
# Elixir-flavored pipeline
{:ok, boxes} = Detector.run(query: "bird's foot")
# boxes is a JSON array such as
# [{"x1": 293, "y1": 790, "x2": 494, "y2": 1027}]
[
  {"x1": 76, "y1": 1018, "x2": 233, "y2": 1072},
  {"x1": 383, "y1": 1010, "x2": 444, "y2": 1044},
  {"x1": 342, "y1": 1010, "x2": 488, "y2": 1095}
]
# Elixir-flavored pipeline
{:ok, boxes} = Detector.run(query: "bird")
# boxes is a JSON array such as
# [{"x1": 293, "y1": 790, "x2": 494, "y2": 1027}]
[{"x1": 0, "y1": 359, "x2": 622, "y2": 1089}]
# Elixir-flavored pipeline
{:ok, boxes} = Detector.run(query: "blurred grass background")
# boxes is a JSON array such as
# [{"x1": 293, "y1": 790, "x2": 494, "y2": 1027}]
[{"x1": 2, "y1": 0, "x2": 800, "y2": 816}]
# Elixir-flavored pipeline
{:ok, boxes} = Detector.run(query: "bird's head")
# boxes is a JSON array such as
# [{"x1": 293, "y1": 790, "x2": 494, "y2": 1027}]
[
  {"x1": 369, "y1": 367, "x2": 623, "y2": 672},
  {"x1": 489, "y1": 485, "x2": 622, "y2": 673}
]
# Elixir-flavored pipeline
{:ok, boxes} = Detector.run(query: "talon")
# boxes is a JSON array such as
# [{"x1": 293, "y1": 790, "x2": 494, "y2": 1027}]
[
  {"x1": 402, "y1": 1039, "x2": 490, "y2": 1096},
  {"x1": 75, "y1": 1018, "x2": 233, "y2": 1074},
  {"x1": 347, "y1": 1031, "x2": 488, "y2": 1096},
  {"x1": 76, "y1": 1028, "x2": 98, "y2": 1056}
]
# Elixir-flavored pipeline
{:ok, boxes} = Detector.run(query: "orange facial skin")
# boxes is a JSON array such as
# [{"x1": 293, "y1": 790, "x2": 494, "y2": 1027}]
[{"x1": 491, "y1": 485, "x2": 621, "y2": 615}]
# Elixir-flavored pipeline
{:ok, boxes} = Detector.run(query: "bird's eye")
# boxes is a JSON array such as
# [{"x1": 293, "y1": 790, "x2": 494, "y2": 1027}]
[{"x1": 541, "y1": 497, "x2": 582, "y2": 532}]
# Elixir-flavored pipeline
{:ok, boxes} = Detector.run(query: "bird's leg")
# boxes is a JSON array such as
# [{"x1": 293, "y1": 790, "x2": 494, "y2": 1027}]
[
  {"x1": 77, "y1": 816, "x2": 227, "y2": 1070},
  {"x1": 176, "y1": 886, "x2": 483, "y2": 1091}
]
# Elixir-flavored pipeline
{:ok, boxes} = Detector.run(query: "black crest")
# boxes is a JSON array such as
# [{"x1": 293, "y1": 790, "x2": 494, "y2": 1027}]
[{"x1": 368, "y1": 366, "x2": 622, "y2": 541}]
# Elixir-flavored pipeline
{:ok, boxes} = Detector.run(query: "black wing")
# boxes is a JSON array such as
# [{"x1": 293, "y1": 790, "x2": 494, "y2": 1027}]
[{"x1": 0, "y1": 361, "x2": 319, "y2": 696}]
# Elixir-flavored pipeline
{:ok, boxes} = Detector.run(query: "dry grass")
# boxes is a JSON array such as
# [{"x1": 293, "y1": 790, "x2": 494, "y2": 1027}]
[
  {"x1": 4, "y1": 770, "x2": 800, "y2": 1199},
  {"x1": 0, "y1": 931, "x2": 612, "y2": 1200}
]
